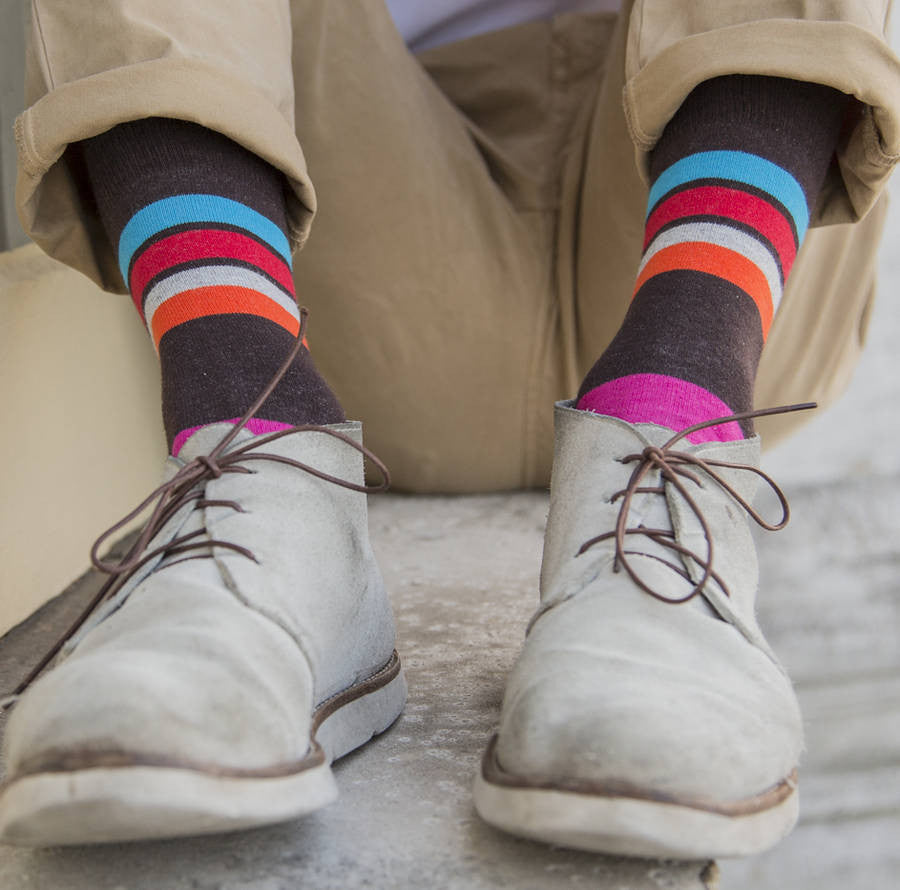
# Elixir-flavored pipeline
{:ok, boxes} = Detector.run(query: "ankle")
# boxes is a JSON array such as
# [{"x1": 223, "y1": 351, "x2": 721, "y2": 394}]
[{"x1": 576, "y1": 373, "x2": 748, "y2": 443}]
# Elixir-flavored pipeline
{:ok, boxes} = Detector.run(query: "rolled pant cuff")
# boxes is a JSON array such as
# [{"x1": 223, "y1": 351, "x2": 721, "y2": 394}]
[
  {"x1": 624, "y1": 18, "x2": 900, "y2": 226},
  {"x1": 15, "y1": 58, "x2": 316, "y2": 293}
]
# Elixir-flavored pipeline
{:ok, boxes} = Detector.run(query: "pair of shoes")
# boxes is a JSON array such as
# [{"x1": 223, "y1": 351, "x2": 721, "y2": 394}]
[
  {"x1": 0, "y1": 374, "x2": 803, "y2": 859},
  {"x1": 0, "y1": 335, "x2": 406, "y2": 846}
]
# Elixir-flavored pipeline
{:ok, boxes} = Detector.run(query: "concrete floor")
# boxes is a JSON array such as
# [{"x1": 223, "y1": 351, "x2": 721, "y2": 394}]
[
  {"x1": 2, "y1": 84, "x2": 899, "y2": 890},
  {"x1": 0, "y1": 493, "x2": 721, "y2": 890}
]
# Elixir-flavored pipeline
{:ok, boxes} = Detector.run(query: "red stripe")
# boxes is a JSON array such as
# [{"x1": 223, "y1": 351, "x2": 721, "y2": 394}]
[
  {"x1": 644, "y1": 186, "x2": 797, "y2": 279},
  {"x1": 129, "y1": 228, "x2": 294, "y2": 312}
]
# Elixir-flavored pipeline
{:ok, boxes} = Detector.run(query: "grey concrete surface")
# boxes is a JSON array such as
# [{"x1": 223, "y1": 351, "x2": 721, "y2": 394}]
[{"x1": 0, "y1": 496, "x2": 718, "y2": 890}]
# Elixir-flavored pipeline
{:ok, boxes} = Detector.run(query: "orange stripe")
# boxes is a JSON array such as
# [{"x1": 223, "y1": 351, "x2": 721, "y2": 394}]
[
  {"x1": 150, "y1": 285, "x2": 301, "y2": 347},
  {"x1": 634, "y1": 242, "x2": 773, "y2": 338}
]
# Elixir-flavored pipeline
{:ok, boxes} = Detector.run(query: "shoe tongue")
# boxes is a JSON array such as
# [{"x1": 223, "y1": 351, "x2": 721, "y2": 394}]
[
  {"x1": 619, "y1": 422, "x2": 725, "y2": 618},
  {"x1": 623, "y1": 422, "x2": 676, "y2": 529}
]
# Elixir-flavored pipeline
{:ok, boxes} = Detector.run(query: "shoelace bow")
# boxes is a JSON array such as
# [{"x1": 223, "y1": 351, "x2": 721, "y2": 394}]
[
  {"x1": 575, "y1": 402, "x2": 816, "y2": 605},
  {"x1": 1, "y1": 310, "x2": 389, "y2": 708}
]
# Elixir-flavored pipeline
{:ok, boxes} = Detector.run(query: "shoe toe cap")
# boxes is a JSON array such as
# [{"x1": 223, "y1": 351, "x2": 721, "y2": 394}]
[
  {"x1": 494, "y1": 596, "x2": 802, "y2": 805},
  {"x1": 4, "y1": 587, "x2": 315, "y2": 777}
]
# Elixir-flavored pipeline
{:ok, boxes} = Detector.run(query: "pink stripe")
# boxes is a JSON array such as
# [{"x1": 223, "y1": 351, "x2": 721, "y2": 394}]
[
  {"x1": 576, "y1": 374, "x2": 744, "y2": 443},
  {"x1": 171, "y1": 417, "x2": 293, "y2": 456}
]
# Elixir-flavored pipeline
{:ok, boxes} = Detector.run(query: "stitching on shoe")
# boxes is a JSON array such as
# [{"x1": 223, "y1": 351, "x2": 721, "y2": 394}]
[
  {"x1": 311, "y1": 650, "x2": 403, "y2": 733},
  {"x1": 7, "y1": 746, "x2": 327, "y2": 783},
  {"x1": 527, "y1": 553, "x2": 615, "y2": 635}
]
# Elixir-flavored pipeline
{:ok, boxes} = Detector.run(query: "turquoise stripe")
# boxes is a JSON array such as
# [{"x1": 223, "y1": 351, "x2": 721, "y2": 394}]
[
  {"x1": 118, "y1": 194, "x2": 292, "y2": 280},
  {"x1": 646, "y1": 150, "x2": 808, "y2": 241}
]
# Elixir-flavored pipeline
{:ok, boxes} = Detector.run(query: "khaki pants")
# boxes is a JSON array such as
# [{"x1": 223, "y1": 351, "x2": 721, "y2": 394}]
[{"x1": 15, "y1": 1, "x2": 900, "y2": 491}]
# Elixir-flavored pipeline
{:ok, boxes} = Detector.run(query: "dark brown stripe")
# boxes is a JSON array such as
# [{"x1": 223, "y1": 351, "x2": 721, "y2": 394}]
[
  {"x1": 77, "y1": 117, "x2": 290, "y2": 254},
  {"x1": 158, "y1": 314, "x2": 345, "y2": 440},
  {"x1": 578, "y1": 271, "x2": 764, "y2": 434},
  {"x1": 649, "y1": 74, "x2": 847, "y2": 207}
]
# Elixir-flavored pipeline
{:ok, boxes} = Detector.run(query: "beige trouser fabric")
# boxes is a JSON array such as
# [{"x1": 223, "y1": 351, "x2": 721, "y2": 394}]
[{"x1": 15, "y1": 1, "x2": 900, "y2": 491}]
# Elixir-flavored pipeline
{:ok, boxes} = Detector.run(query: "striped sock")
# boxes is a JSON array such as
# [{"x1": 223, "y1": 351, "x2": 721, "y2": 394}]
[
  {"x1": 577, "y1": 76, "x2": 846, "y2": 443},
  {"x1": 78, "y1": 118, "x2": 344, "y2": 453}
]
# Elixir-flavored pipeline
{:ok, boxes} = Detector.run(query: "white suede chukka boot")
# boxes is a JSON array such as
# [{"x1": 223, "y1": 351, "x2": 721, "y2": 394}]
[
  {"x1": 474, "y1": 402, "x2": 803, "y2": 859},
  {"x1": 0, "y1": 420, "x2": 406, "y2": 846}
]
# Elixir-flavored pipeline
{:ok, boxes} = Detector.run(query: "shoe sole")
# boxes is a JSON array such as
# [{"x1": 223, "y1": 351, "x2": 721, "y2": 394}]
[
  {"x1": 0, "y1": 652, "x2": 406, "y2": 846},
  {"x1": 473, "y1": 735, "x2": 799, "y2": 859}
]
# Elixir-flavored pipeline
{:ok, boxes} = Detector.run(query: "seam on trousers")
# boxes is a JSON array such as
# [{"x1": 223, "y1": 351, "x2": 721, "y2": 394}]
[
  {"x1": 15, "y1": 112, "x2": 44, "y2": 176},
  {"x1": 621, "y1": 80, "x2": 653, "y2": 150},
  {"x1": 522, "y1": 19, "x2": 569, "y2": 486},
  {"x1": 31, "y1": 1, "x2": 56, "y2": 91},
  {"x1": 863, "y1": 106, "x2": 900, "y2": 165},
  {"x1": 13, "y1": 116, "x2": 32, "y2": 176},
  {"x1": 522, "y1": 15, "x2": 593, "y2": 486}
]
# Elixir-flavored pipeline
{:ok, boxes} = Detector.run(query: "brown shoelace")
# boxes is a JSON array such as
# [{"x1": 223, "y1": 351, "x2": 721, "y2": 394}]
[
  {"x1": 576, "y1": 402, "x2": 816, "y2": 605},
  {"x1": 1, "y1": 310, "x2": 389, "y2": 709}
]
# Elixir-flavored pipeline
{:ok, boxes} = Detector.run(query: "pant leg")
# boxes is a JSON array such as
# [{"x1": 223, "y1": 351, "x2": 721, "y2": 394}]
[
  {"x1": 753, "y1": 196, "x2": 888, "y2": 447},
  {"x1": 16, "y1": 0, "x2": 561, "y2": 492},
  {"x1": 17, "y1": 0, "x2": 314, "y2": 291},
  {"x1": 20, "y1": 0, "x2": 898, "y2": 491},
  {"x1": 567, "y1": 0, "x2": 900, "y2": 447},
  {"x1": 284, "y1": 4, "x2": 553, "y2": 492}
]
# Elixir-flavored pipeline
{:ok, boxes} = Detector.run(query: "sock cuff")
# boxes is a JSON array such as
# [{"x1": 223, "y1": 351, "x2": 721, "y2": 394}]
[
  {"x1": 649, "y1": 75, "x2": 848, "y2": 209},
  {"x1": 78, "y1": 117, "x2": 291, "y2": 254}
]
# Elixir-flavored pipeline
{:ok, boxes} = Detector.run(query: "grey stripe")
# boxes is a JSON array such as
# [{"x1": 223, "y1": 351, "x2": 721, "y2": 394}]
[
  {"x1": 640, "y1": 221, "x2": 782, "y2": 313},
  {"x1": 144, "y1": 264, "x2": 299, "y2": 338}
]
